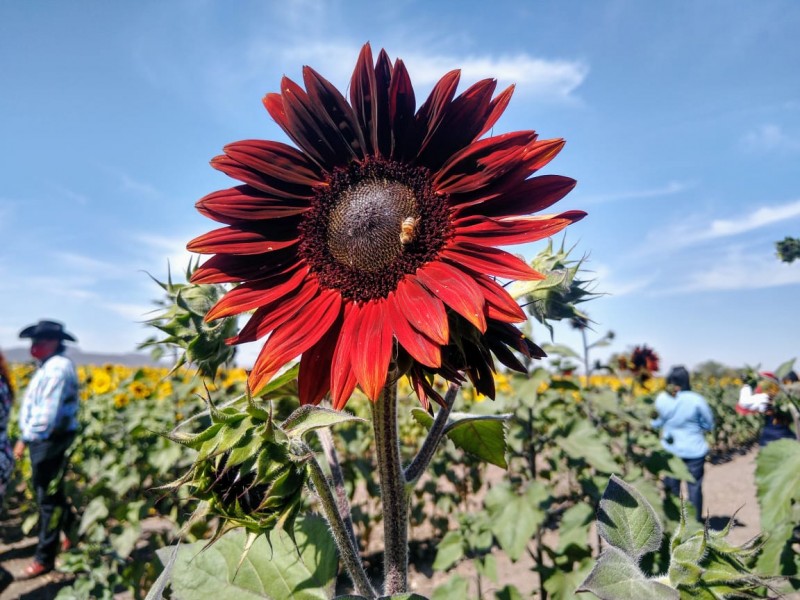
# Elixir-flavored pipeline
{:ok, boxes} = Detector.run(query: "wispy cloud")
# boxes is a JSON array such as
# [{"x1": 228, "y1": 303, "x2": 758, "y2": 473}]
[
  {"x1": 580, "y1": 180, "x2": 691, "y2": 205},
  {"x1": 658, "y1": 249, "x2": 800, "y2": 294},
  {"x1": 740, "y1": 124, "x2": 800, "y2": 153},
  {"x1": 257, "y1": 41, "x2": 589, "y2": 102},
  {"x1": 644, "y1": 198, "x2": 800, "y2": 253},
  {"x1": 592, "y1": 263, "x2": 653, "y2": 297},
  {"x1": 100, "y1": 301, "x2": 153, "y2": 321},
  {"x1": 133, "y1": 232, "x2": 197, "y2": 274}
]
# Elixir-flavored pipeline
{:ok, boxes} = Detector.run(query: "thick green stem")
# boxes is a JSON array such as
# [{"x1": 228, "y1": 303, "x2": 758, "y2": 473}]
[
  {"x1": 372, "y1": 376, "x2": 408, "y2": 595},
  {"x1": 307, "y1": 454, "x2": 376, "y2": 598}
]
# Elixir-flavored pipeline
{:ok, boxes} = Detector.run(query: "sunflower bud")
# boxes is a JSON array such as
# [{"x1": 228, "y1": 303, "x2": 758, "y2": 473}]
[{"x1": 166, "y1": 401, "x2": 309, "y2": 539}]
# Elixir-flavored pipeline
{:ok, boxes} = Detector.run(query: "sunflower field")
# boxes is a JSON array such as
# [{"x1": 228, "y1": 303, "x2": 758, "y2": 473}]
[{"x1": 6, "y1": 355, "x2": 795, "y2": 599}]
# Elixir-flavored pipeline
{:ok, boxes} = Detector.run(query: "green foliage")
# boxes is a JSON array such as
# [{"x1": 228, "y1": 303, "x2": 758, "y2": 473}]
[
  {"x1": 139, "y1": 262, "x2": 238, "y2": 379},
  {"x1": 580, "y1": 475, "x2": 773, "y2": 600},
  {"x1": 158, "y1": 516, "x2": 338, "y2": 599},
  {"x1": 411, "y1": 408, "x2": 510, "y2": 468},
  {"x1": 508, "y1": 239, "x2": 598, "y2": 337},
  {"x1": 775, "y1": 236, "x2": 800, "y2": 263},
  {"x1": 755, "y1": 439, "x2": 800, "y2": 580}
]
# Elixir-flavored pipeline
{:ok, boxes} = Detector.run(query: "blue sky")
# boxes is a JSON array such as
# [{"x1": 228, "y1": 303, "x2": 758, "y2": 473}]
[{"x1": 1, "y1": 0, "x2": 798, "y2": 374}]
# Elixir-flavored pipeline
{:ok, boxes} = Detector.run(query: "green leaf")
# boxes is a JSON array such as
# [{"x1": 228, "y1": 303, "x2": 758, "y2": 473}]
[
  {"x1": 282, "y1": 405, "x2": 365, "y2": 440},
  {"x1": 556, "y1": 502, "x2": 594, "y2": 553},
  {"x1": 774, "y1": 358, "x2": 796, "y2": 381},
  {"x1": 432, "y1": 574, "x2": 469, "y2": 600},
  {"x1": 542, "y1": 557, "x2": 594, "y2": 599},
  {"x1": 755, "y1": 438, "x2": 800, "y2": 574},
  {"x1": 577, "y1": 546, "x2": 679, "y2": 599},
  {"x1": 432, "y1": 530, "x2": 465, "y2": 571},
  {"x1": 596, "y1": 475, "x2": 663, "y2": 561},
  {"x1": 164, "y1": 515, "x2": 338, "y2": 600},
  {"x1": 485, "y1": 481, "x2": 548, "y2": 561},
  {"x1": 411, "y1": 408, "x2": 509, "y2": 468},
  {"x1": 78, "y1": 496, "x2": 109, "y2": 536},
  {"x1": 557, "y1": 421, "x2": 619, "y2": 473}
]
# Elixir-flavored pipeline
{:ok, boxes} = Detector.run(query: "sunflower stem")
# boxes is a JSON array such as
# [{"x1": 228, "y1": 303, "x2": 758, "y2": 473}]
[
  {"x1": 404, "y1": 382, "x2": 460, "y2": 484},
  {"x1": 316, "y1": 426, "x2": 359, "y2": 551},
  {"x1": 307, "y1": 452, "x2": 376, "y2": 598},
  {"x1": 372, "y1": 375, "x2": 408, "y2": 595}
]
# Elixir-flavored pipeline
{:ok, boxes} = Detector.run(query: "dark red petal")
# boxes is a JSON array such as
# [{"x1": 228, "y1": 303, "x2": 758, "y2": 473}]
[
  {"x1": 248, "y1": 289, "x2": 342, "y2": 394},
  {"x1": 416, "y1": 78, "x2": 498, "y2": 170},
  {"x1": 211, "y1": 155, "x2": 315, "y2": 201},
  {"x1": 455, "y1": 174, "x2": 577, "y2": 219},
  {"x1": 388, "y1": 59, "x2": 419, "y2": 161},
  {"x1": 374, "y1": 49, "x2": 394, "y2": 157},
  {"x1": 223, "y1": 140, "x2": 323, "y2": 186},
  {"x1": 187, "y1": 222, "x2": 300, "y2": 255},
  {"x1": 453, "y1": 210, "x2": 587, "y2": 246},
  {"x1": 472, "y1": 274, "x2": 526, "y2": 322},
  {"x1": 416, "y1": 261, "x2": 487, "y2": 332},
  {"x1": 477, "y1": 85, "x2": 514, "y2": 138},
  {"x1": 196, "y1": 186, "x2": 310, "y2": 225},
  {"x1": 387, "y1": 293, "x2": 441, "y2": 368},
  {"x1": 433, "y1": 131, "x2": 538, "y2": 194},
  {"x1": 298, "y1": 309, "x2": 344, "y2": 406},
  {"x1": 280, "y1": 76, "x2": 349, "y2": 167},
  {"x1": 331, "y1": 303, "x2": 359, "y2": 409},
  {"x1": 395, "y1": 277, "x2": 449, "y2": 344},
  {"x1": 227, "y1": 279, "x2": 321, "y2": 344},
  {"x1": 205, "y1": 264, "x2": 309, "y2": 321},
  {"x1": 303, "y1": 66, "x2": 366, "y2": 160},
  {"x1": 350, "y1": 43, "x2": 378, "y2": 156},
  {"x1": 348, "y1": 301, "x2": 393, "y2": 401},
  {"x1": 441, "y1": 243, "x2": 544, "y2": 281},
  {"x1": 190, "y1": 248, "x2": 300, "y2": 284},
  {"x1": 416, "y1": 70, "x2": 461, "y2": 157}
]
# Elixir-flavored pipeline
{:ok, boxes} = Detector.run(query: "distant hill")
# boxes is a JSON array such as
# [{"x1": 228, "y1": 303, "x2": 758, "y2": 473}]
[{"x1": 3, "y1": 346, "x2": 163, "y2": 367}]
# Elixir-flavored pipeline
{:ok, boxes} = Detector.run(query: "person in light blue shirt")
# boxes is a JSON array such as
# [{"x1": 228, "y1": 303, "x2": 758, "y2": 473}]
[
  {"x1": 651, "y1": 365, "x2": 714, "y2": 521},
  {"x1": 13, "y1": 320, "x2": 79, "y2": 580}
]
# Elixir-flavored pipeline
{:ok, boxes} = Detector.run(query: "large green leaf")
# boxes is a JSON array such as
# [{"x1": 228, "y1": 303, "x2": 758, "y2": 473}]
[
  {"x1": 596, "y1": 475, "x2": 663, "y2": 561},
  {"x1": 411, "y1": 409, "x2": 509, "y2": 468},
  {"x1": 577, "y1": 546, "x2": 679, "y2": 599},
  {"x1": 755, "y1": 438, "x2": 800, "y2": 574},
  {"x1": 485, "y1": 481, "x2": 548, "y2": 561},
  {"x1": 162, "y1": 516, "x2": 338, "y2": 600},
  {"x1": 282, "y1": 405, "x2": 365, "y2": 440},
  {"x1": 557, "y1": 421, "x2": 619, "y2": 473}
]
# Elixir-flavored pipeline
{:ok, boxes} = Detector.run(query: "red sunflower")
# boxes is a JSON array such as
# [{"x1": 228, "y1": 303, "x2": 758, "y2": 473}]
[{"x1": 188, "y1": 43, "x2": 585, "y2": 410}]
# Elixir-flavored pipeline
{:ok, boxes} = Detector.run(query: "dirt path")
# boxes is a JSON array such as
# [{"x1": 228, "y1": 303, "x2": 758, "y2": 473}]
[{"x1": 0, "y1": 448, "x2": 769, "y2": 599}]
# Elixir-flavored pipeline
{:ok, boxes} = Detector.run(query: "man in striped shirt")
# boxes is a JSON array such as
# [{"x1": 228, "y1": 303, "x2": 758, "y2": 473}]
[{"x1": 13, "y1": 320, "x2": 79, "y2": 580}]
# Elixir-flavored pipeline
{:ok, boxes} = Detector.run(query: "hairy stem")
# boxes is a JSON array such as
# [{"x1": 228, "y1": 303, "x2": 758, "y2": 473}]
[
  {"x1": 404, "y1": 383, "x2": 460, "y2": 484},
  {"x1": 307, "y1": 453, "x2": 376, "y2": 598},
  {"x1": 316, "y1": 427, "x2": 359, "y2": 551},
  {"x1": 373, "y1": 376, "x2": 408, "y2": 595}
]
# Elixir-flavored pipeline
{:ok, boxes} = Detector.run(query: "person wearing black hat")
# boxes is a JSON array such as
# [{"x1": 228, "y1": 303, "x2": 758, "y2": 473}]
[{"x1": 12, "y1": 320, "x2": 79, "y2": 580}]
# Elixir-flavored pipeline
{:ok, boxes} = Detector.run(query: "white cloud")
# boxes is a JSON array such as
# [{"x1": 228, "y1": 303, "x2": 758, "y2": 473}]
[
  {"x1": 740, "y1": 124, "x2": 800, "y2": 153},
  {"x1": 592, "y1": 263, "x2": 653, "y2": 297},
  {"x1": 581, "y1": 180, "x2": 692, "y2": 205},
  {"x1": 133, "y1": 232, "x2": 197, "y2": 275},
  {"x1": 644, "y1": 198, "x2": 800, "y2": 253},
  {"x1": 660, "y1": 250, "x2": 800, "y2": 294}
]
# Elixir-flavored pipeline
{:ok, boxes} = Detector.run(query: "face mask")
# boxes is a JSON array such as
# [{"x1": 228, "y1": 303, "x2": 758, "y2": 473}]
[{"x1": 30, "y1": 341, "x2": 55, "y2": 361}]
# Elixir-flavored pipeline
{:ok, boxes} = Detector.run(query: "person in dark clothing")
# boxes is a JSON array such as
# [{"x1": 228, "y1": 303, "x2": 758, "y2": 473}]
[{"x1": 13, "y1": 320, "x2": 79, "y2": 580}]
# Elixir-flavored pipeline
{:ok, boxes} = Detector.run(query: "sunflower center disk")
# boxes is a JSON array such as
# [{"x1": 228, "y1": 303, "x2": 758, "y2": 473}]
[{"x1": 327, "y1": 180, "x2": 417, "y2": 272}]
